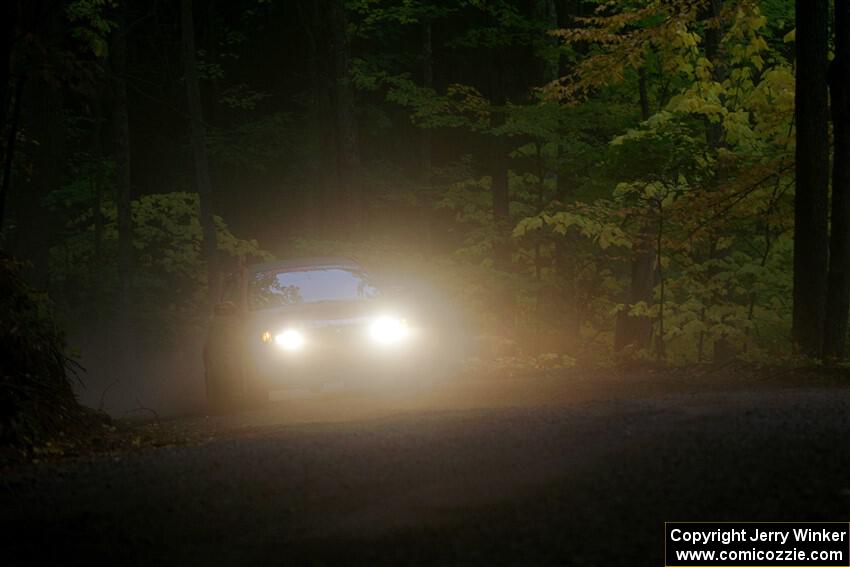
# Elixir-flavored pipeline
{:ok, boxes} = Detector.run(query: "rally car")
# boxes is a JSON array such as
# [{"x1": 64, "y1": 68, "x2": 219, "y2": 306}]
[{"x1": 203, "y1": 257, "x2": 460, "y2": 406}]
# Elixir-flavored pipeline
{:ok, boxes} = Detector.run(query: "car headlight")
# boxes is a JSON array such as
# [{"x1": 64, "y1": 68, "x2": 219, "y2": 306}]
[
  {"x1": 369, "y1": 316, "x2": 409, "y2": 345},
  {"x1": 274, "y1": 329, "x2": 305, "y2": 351}
]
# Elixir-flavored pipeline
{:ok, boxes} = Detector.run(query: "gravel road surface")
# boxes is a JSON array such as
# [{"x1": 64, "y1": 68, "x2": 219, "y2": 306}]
[{"x1": 3, "y1": 372, "x2": 850, "y2": 566}]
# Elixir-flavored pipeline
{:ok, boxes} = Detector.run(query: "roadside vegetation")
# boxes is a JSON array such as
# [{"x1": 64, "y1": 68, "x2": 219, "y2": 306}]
[{"x1": 0, "y1": 252, "x2": 103, "y2": 451}]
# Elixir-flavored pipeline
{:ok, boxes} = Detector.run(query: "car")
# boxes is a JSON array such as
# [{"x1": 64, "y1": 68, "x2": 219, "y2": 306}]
[{"x1": 203, "y1": 257, "x2": 462, "y2": 407}]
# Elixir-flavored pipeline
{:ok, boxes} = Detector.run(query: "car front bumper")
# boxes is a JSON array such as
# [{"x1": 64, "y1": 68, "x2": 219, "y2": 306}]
[{"x1": 246, "y1": 330, "x2": 432, "y2": 388}]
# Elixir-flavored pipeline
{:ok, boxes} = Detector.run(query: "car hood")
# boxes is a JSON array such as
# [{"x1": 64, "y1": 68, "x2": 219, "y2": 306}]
[{"x1": 247, "y1": 300, "x2": 386, "y2": 330}]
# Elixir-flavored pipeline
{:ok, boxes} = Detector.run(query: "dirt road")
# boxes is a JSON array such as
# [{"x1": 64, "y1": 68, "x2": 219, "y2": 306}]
[{"x1": 4, "y1": 371, "x2": 850, "y2": 566}]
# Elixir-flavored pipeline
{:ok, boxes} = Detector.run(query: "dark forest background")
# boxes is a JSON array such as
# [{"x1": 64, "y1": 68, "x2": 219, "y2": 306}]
[{"x1": 1, "y1": 0, "x2": 847, "y2": 415}]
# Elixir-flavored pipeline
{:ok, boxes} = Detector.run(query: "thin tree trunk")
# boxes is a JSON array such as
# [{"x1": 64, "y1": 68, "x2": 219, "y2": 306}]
[
  {"x1": 90, "y1": 97, "x2": 106, "y2": 326},
  {"x1": 92, "y1": 99, "x2": 105, "y2": 267},
  {"x1": 486, "y1": 47, "x2": 515, "y2": 336},
  {"x1": 792, "y1": 0, "x2": 830, "y2": 357},
  {"x1": 110, "y1": 7, "x2": 135, "y2": 357},
  {"x1": 825, "y1": 0, "x2": 850, "y2": 360},
  {"x1": 419, "y1": 18, "x2": 433, "y2": 253},
  {"x1": 637, "y1": 67, "x2": 650, "y2": 123},
  {"x1": 0, "y1": 2, "x2": 16, "y2": 145},
  {"x1": 654, "y1": 201, "x2": 666, "y2": 362},
  {"x1": 181, "y1": 0, "x2": 219, "y2": 305},
  {"x1": 552, "y1": 0, "x2": 584, "y2": 350},
  {"x1": 491, "y1": 131, "x2": 510, "y2": 271},
  {"x1": 0, "y1": 76, "x2": 23, "y2": 231},
  {"x1": 328, "y1": 0, "x2": 362, "y2": 238},
  {"x1": 614, "y1": 63, "x2": 654, "y2": 353},
  {"x1": 420, "y1": 19, "x2": 432, "y2": 183},
  {"x1": 490, "y1": 52, "x2": 511, "y2": 272},
  {"x1": 700, "y1": 0, "x2": 736, "y2": 362},
  {"x1": 702, "y1": 0, "x2": 724, "y2": 148},
  {"x1": 613, "y1": 228, "x2": 655, "y2": 353},
  {"x1": 298, "y1": 0, "x2": 334, "y2": 237},
  {"x1": 21, "y1": 76, "x2": 63, "y2": 288}
]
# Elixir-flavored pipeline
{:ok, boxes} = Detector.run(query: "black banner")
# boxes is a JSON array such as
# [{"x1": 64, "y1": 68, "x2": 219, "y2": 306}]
[{"x1": 665, "y1": 522, "x2": 850, "y2": 566}]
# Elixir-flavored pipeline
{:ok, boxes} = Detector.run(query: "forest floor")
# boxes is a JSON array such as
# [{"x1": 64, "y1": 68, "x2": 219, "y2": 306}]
[{"x1": 3, "y1": 364, "x2": 850, "y2": 566}]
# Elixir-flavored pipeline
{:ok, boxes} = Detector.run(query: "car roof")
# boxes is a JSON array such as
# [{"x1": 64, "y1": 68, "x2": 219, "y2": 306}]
[{"x1": 247, "y1": 256, "x2": 364, "y2": 274}]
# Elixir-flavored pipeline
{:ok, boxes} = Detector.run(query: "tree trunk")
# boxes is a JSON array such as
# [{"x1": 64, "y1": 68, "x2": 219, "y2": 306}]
[
  {"x1": 110, "y1": 7, "x2": 135, "y2": 360},
  {"x1": 825, "y1": 0, "x2": 850, "y2": 360},
  {"x1": 297, "y1": 0, "x2": 333, "y2": 238},
  {"x1": 491, "y1": 132, "x2": 510, "y2": 271},
  {"x1": 17, "y1": 76, "x2": 63, "y2": 289},
  {"x1": 91, "y1": 98, "x2": 105, "y2": 267},
  {"x1": 536, "y1": 0, "x2": 559, "y2": 86},
  {"x1": 614, "y1": 227, "x2": 655, "y2": 353},
  {"x1": 700, "y1": 0, "x2": 736, "y2": 363},
  {"x1": 637, "y1": 66, "x2": 650, "y2": 123},
  {"x1": 490, "y1": 53, "x2": 511, "y2": 272},
  {"x1": 792, "y1": 0, "x2": 830, "y2": 357},
  {"x1": 702, "y1": 0, "x2": 724, "y2": 148},
  {"x1": 0, "y1": 2, "x2": 16, "y2": 145},
  {"x1": 552, "y1": 0, "x2": 586, "y2": 351},
  {"x1": 420, "y1": 19, "x2": 433, "y2": 184},
  {"x1": 654, "y1": 203, "x2": 666, "y2": 362},
  {"x1": 0, "y1": 76, "x2": 23, "y2": 231},
  {"x1": 328, "y1": 0, "x2": 362, "y2": 238},
  {"x1": 181, "y1": 0, "x2": 219, "y2": 305},
  {"x1": 419, "y1": 18, "x2": 434, "y2": 253},
  {"x1": 614, "y1": 64, "x2": 654, "y2": 353}
]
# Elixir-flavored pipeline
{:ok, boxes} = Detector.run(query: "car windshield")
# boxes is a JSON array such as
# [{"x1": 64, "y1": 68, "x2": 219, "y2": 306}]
[{"x1": 249, "y1": 267, "x2": 379, "y2": 309}]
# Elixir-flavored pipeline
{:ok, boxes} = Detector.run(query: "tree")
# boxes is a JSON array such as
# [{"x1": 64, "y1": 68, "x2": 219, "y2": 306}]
[
  {"x1": 613, "y1": 63, "x2": 655, "y2": 355},
  {"x1": 542, "y1": 0, "x2": 797, "y2": 363},
  {"x1": 181, "y1": 0, "x2": 219, "y2": 305},
  {"x1": 420, "y1": 17, "x2": 433, "y2": 185},
  {"x1": 792, "y1": 0, "x2": 829, "y2": 357},
  {"x1": 0, "y1": 74, "x2": 23, "y2": 233},
  {"x1": 328, "y1": 0, "x2": 362, "y2": 237},
  {"x1": 419, "y1": 16, "x2": 434, "y2": 251},
  {"x1": 825, "y1": 0, "x2": 850, "y2": 360},
  {"x1": 297, "y1": 0, "x2": 334, "y2": 236},
  {"x1": 0, "y1": 2, "x2": 21, "y2": 231},
  {"x1": 490, "y1": 56, "x2": 511, "y2": 272},
  {"x1": 109, "y1": 5, "x2": 134, "y2": 348}
]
